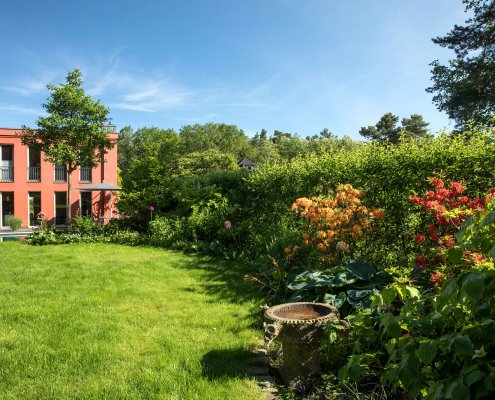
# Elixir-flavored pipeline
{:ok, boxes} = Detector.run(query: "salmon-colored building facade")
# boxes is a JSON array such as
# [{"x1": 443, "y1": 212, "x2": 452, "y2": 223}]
[{"x1": 0, "y1": 127, "x2": 119, "y2": 229}]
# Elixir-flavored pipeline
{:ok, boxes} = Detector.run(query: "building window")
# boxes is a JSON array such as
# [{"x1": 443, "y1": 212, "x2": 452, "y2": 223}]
[
  {"x1": 1, "y1": 192, "x2": 14, "y2": 227},
  {"x1": 28, "y1": 192, "x2": 41, "y2": 227},
  {"x1": 0, "y1": 145, "x2": 14, "y2": 182},
  {"x1": 28, "y1": 146, "x2": 41, "y2": 182},
  {"x1": 55, "y1": 192, "x2": 67, "y2": 225},
  {"x1": 80, "y1": 166, "x2": 92, "y2": 183},
  {"x1": 54, "y1": 165, "x2": 67, "y2": 182},
  {"x1": 80, "y1": 191, "x2": 93, "y2": 217}
]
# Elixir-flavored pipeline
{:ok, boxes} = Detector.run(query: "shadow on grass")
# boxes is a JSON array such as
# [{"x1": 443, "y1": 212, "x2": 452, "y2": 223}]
[
  {"x1": 178, "y1": 255, "x2": 267, "y2": 306},
  {"x1": 201, "y1": 348, "x2": 254, "y2": 381}
]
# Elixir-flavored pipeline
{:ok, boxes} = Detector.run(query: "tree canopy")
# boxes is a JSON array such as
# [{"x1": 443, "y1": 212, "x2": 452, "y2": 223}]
[
  {"x1": 359, "y1": 113, "x2": 430, "y2": 143},
  {"x1": 427, "y1": 0, "x2": 495, "y2": 128}
]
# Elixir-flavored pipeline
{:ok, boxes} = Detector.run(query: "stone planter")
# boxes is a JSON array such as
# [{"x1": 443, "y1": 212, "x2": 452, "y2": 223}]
[{"x1": 263, "y1": 302, "x2": 346, "y2": 385}]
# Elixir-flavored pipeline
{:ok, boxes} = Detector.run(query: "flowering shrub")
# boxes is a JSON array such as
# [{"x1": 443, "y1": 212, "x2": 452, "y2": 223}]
[
  {"x1": 411, "y1": 178, "x2": 493, "y2": 283},
  {"x1": 291, "y1": 184, "x2": 384, "y2": 265}
]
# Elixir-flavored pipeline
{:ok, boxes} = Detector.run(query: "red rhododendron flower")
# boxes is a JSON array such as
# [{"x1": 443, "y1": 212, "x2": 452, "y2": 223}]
[
  {"x1": 415, "y1": 256, "x2": 427, "y2": 268},
  {"x1": 449, "y1": 182, "x2": 464, "y2": 195},
  {"x1": 432, "y1": 178, "x2": 444, "y2": 189},
  {"x1": 430, "y1": 271, "x2": 442, "y2": 286},
  {"x1": 414, "y1": 233, "x2": 425, "y2": 243},
  {"x1": 410, "y1": 196, "x2": 421, "y2": 205},
  {"x1": 426, "y1": 225, "x2": 436, "y2": 234},
  {"x1": 444, "y1": 236, "x2": 456, "y2": 248},
  {"x1": 430, "y1": 232, "x2": 440, "y2": 242}
]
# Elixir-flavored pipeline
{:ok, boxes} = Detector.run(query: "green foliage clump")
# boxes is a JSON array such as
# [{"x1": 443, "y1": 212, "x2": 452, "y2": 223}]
[{"x1": 5, "y1": 215, "x2": 22, "y2": 231}]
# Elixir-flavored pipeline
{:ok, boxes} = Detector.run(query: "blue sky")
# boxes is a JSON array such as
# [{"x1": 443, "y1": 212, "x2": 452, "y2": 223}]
[{"x1": 0, "y1": 1, "x2": 467, "y2": 139}]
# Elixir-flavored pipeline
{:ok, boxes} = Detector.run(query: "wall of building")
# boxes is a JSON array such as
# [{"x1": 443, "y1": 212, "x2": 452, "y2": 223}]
[{"x1": 0, "y1": 128, "x2": 119, "y2": 228}]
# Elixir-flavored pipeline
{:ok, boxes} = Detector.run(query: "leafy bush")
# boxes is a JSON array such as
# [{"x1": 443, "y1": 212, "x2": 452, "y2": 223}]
[
  {"x1": 5, "y1": 215, "x2": 22, "y2": 231},
  {"x1": 71, "y1": 216, "x2": 102, "y2": 236},
  {"x1": 149, "y1": 216, "x2": 190, "y2": 247},
  {"x1": 376, "y1": 270, "x2": 495, "y2": 399},
  {"x1": 337, "y1": 197, "x2": 495, "y2": 399},
  {"x1": 26, "y1": 230, "x2": 60, "y2": 245}
]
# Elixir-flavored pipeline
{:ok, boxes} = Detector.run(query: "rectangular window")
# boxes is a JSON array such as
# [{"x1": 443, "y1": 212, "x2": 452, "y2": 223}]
[
  {"x1": 1, "y1": 192, "x2": 14, "y2": 227},
  {"x1": 54, "y1": 165, "x2": 67, "y2": 182},
  {"x1": 0, "y1": 145, "x2": 14, "y2": 182},
  {"x1": 28, "y1": 147, "x2": 41, "y2": 182},
  {"x1": 28, "y1": 192, "x2": 41, "y2": 227},
  {"x1": 80, "y1": 191, "x2": 93, "y2": 217},
  {"x1": 80, "y1": 167, "x2": 92, "y2": 183},
  {"x1": 55, "y1": 192, "x2": 67, "y2": 225}
]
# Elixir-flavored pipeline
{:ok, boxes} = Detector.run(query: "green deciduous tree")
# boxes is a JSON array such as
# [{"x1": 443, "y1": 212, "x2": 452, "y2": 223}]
[
  {"x1": 21, "y1": 69, "x2": 113, "y2": 226},
  {"x1": 427, "y1": 0, "x2": 495, "y2": 128}
]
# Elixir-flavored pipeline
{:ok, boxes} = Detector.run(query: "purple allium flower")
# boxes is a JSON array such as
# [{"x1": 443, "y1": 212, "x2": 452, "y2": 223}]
[
  {"x1": 224, "y1": 220, "x2": 232, "y2": 229},
  {"x1": 148, "y1": 206, "x2": 155, "y2": 212}
]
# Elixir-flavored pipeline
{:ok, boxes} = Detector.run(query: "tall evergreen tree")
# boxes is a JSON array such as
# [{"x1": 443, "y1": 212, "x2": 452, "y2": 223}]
[{"x1": 427, "y1": 0, "x2": 495, "y2": 128}]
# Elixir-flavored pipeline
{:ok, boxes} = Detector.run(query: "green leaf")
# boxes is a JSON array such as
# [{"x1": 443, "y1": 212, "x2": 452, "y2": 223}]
[
  {"x1": 484, "y1": 372, "x2": 495, "y2": 391},
  {"x1": 452, "y1": 381, "x2": 470, "y2": 400},
  {"x1": 464, "y1": 369, "x2": 485, "y2": 387},
  {"x1": 448, "y1": 246, "x2": 463, "y2": 265},
  {"x1": 428, "y1": 382, "x2": 445, "y2": 400},
  {"x1": 478, "y1": 210, "x2": 495, "y2": 230},
  {"x1": 461, "y1": 272, "x2": 485, "y2": 302},
  {"x1": 347, "y1": 289, "x2": 374, "y2": 307},
  {"x1": 451, "y1": 335, "x2": 474, "y2": 357},
  {"x1": 381, "y1": 287, "x2": 396, "y2": 304},
  {"x1": 381, "y1": 313, "x2": 402, "y2": 339},
  {"x1": 489, "y1": 245, "x2": 495, "y2": 260},
  {"x1": 332, "y1": 272, "x2": 357, "y2": 287},
  {"x1": 417, "y1": 341, "x2": 438, "y2": 365},
  {"x1": 346, "y1": 259, "x2": 377, "y2": 281}
]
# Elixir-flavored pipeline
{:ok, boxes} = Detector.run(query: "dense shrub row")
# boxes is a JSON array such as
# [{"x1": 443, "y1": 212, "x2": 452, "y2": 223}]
[{"x1": 135, "y1": 130, "x2": 495, "y2": 273}]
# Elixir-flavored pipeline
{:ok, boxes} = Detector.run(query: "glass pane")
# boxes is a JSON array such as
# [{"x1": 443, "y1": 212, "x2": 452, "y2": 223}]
[
  {"x1": 29, "y1": 147, "x2": 41, "y2": 166},
  {"x1": 2, "y1": 192, "x2": 14, "y2": 226},
  {"x1": 55, "y1": 192, "x2": 67, "y2": 225},
  {"x1": 80, "y1": 192, "x2": 93, "y2": 217},
  {"x1": 28, "y1": 192, "x2": 41, "y2": 226},
  {"x1": 1, "y1": 146, "x2": 13, "y2": 161}
]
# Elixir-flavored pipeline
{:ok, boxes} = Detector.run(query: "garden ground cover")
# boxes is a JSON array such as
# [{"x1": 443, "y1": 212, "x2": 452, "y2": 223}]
[{"x1": 0, "y1": 243, "x2": 264, "y2": 399}]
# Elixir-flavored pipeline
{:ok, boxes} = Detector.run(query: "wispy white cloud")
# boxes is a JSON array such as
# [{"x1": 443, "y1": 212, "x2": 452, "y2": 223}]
[
  {"x1": 0, "y1": 80, "x2": 46, "y2": 96},
  {"x1": 0, "y1": 103, "x2": 42, "y2": 114}
]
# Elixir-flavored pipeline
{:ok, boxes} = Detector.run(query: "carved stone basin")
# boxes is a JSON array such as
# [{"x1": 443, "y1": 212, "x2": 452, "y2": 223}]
[{"x1": 263, "y1": 302, "x2": 343, "y2": 385}]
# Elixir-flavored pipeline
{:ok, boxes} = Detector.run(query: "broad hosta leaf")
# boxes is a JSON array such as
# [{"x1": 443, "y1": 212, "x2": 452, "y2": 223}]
[
  {"x1": 347, "y1": 289, "x2": 374, "y2": 308},
  {"x1": 324, "y1": 292, "x2": 346, "y2": 309},
  {"x1": 346, "y1": 259, "x2": 377, "y2": 281},
  {"x1": 417, "y1": 341, "x2": 438, "y2": 365},
  {"x1": 332, "y1": 272, "x2": 357, "y2": 287}
]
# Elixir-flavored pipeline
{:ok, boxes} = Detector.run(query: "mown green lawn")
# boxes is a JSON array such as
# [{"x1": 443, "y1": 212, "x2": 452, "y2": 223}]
[{"x1": 0, "y1": 243, "x2": 264, "y2": 400}]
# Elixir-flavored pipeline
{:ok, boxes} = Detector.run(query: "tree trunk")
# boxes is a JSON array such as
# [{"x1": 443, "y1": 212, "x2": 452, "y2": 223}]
[{"x1": 67, "y1": 167, "x2": 72, "y2": 231}]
